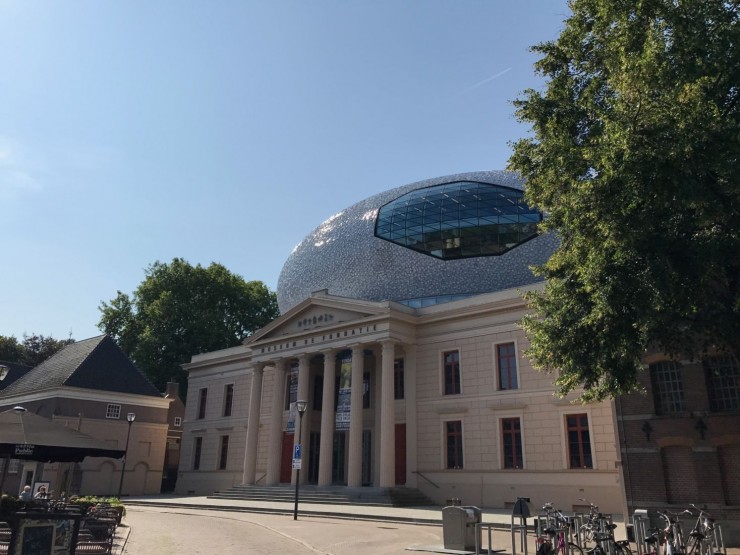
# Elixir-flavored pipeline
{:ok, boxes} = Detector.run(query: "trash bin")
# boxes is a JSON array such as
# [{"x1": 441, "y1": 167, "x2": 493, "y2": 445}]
[{"x1": 442, "y1": 505, "x2": 482, "y2": 551}]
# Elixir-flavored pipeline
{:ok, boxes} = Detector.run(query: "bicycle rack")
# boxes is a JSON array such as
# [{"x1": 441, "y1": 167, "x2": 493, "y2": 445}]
[
  {"x1": 476, "y1": 522, "x2": 497, "y2": 555},
  {"x1": 631, "y1": 510, "x2": 650, "y2": 555},
  {"x1": 511, "y1": 497, "x2": 532, "y2": 555}
]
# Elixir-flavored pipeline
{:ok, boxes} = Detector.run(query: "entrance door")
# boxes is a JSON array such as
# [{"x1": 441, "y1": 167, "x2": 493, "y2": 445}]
[
  {"x1": 362, "y1": 430, "x2": 372, "y2": 486},
  {"x1": 280, "y1": 432, "x2": 294, "y2": 483},
  {"x1": 332, "y1": 431, "x2": 346, "y2": 485},
  {"x1": 308, "y1": 432, "x2": 320, "y2": 484},
  {"x1": 395, "y1": 423, "x2": 406, "y2": 486}
]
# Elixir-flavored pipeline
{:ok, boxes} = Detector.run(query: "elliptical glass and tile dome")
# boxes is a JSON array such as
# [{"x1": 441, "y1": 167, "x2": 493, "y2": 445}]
[
  {"x1": 277, "y1": 170, "x2": 558, "y2": 314},
  {"x1": 375, "y1": 181, "x2": 542, "y2": 260}
]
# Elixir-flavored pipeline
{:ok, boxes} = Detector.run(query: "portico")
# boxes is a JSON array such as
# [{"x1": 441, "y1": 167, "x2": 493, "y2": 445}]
[{"x1": 188, "y1": 292, "x2": 417, "y2": 491}]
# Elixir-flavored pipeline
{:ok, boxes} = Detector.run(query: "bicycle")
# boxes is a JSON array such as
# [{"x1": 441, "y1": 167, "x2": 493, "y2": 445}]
[
  {"x1": 576, "y1": 498, "x2": 632, "y2": 555},
  {"x1": 657, "y1": 510, "x2": 689, "y2": 555},
  {"x1": 537, "y1": 502, "x2": 584, "y2": 555},
  {"x1": 684, "y1": 505, "x2": 721, "y2": 555}
]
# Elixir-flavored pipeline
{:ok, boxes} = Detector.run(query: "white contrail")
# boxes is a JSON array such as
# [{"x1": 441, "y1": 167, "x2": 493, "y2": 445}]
[{"x1": 457, "y1": 67, "x2": 513, "y2": 96}]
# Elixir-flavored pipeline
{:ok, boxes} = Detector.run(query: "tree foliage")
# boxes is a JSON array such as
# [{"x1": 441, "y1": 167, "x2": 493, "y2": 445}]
[
  {"x1": 0, "y1": 334, "x2": 75, "y2": 367},
  {"x1": 98, "y1": 258, "x2": 279, "y2": 394},
  {"x1": 509, "y1": 0, "x2": 740, "y2": 401}
]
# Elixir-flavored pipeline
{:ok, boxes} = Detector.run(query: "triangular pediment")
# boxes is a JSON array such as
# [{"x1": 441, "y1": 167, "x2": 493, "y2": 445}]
[{"x1": 246, "y1": 293, "x2": 389, "y2": 344}]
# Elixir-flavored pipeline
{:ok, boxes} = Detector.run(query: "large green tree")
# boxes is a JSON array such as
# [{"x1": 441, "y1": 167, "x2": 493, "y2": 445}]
[
  {"x1": 509, "y1": 0, "x2": 740, "y2": 401},
  {"x1": 98, "y1": 258, "x2": 279, "y2": 394},
  {"x1": 0, "y1": 334, "x2": 75, "y2": 367}
]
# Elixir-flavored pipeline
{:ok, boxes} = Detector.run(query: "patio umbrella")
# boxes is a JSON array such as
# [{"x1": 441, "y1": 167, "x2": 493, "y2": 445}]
[{"x1": 0, "y1": 407, "x2": 125, "y2": 491}]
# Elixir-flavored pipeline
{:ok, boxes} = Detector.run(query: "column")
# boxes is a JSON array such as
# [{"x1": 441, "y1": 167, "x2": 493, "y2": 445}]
[
  {"x1": 318, "y1": 349, "x2": 336, "y2": 486},
  {"x1": 347, "y1": 344, "x2": 365, "y2": 487},
  {"x1": 404, "y1": 345, "x2": 418, "y2": 487},
  {"x1": 293, "y1": 354, "x2": 311, "y2": 485},
  {"x1": 373, "y1": 347, "x2": 382, "y2": 485},
  {"x1": 242, "y1": 363, "x2": 264, "y2": 484},
  {"x1": 379, "y1": 340, "x2": 396, "y2": 487},
  {"x1": 266, "y1": 359, "x2": 287, "y2": 485}
]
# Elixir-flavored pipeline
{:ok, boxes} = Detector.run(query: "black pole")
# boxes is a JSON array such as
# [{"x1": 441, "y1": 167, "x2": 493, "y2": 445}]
[
  {"x1": 117, "y1": 419, "x2": 133, "y2": 498},
  {"x1": 292, "y1": 410, "x2": 303, "y2": 520}
]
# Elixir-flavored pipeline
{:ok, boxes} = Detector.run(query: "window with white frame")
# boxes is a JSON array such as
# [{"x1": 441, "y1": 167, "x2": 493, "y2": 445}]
[
  {"x1": 650, "y1": 360, "x2": 684, "y2": 414},
  {"x1": 106, "y1": 404, "x2": 121, "y2": 419},
  {"x1": 705, "y1": 355, "x2": 740, "y2": 412},
  {"x1": 173, "y1": 417, "x2": 182, "y2": 427}
]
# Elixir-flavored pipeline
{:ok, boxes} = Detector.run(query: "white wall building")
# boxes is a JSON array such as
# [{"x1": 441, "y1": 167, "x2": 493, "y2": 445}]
[{"x1": 177, "y1": 171, "x2": 625, "y2": 514}]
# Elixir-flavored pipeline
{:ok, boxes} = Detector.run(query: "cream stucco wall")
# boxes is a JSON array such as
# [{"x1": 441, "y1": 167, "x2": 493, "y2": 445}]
[{"x1": 177, "y1": 289, "x2": 625, "y2": 517}]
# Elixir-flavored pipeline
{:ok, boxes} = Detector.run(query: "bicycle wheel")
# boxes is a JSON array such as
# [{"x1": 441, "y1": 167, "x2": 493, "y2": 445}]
[
  {"x1": 613, "y1": 541, "x2": 633, "y2": 555},
  {"x1": 567, "y1": 542, "x2": 585, "y2": 555},
  {"x1": 685, "y1": 534, "x2": 703, "y2": 555}
]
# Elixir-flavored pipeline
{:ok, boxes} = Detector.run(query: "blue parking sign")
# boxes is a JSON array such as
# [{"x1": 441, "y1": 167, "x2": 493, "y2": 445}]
[{"x1": 294, "y1": 444, "x2": 302, "y2": 459}]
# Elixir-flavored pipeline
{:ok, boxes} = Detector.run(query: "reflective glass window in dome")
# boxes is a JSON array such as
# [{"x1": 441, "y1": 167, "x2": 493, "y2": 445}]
[{"x1": 374, "y1": 181, "x2": 542, "y2": 260}]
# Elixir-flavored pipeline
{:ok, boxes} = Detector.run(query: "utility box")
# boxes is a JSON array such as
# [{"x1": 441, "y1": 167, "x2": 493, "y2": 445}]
[{"x1": 442, "y1": 505, "x2": 482, "y2": 551}]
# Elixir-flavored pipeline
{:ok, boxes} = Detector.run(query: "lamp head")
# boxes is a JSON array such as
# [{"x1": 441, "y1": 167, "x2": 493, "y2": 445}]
[
  {"x1": 295, "y1": 400, "x2": 308, "y2": 414},
  {"x1": 127, "y1": 412, "x2": 136, "y2": 423}
]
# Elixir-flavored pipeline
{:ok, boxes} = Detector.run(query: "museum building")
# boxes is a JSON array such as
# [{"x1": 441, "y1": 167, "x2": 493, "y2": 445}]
[{"x1": 176, "y1": 171, "x2": 625, "y2": 514}]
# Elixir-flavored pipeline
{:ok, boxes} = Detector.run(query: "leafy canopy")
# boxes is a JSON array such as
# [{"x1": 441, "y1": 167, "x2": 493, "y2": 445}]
[
  {"x1": 509, "y1": 0, "x2": 740, "y2": 401},
  {"x1": 98, "y1": 258, "x2": 279, "y2": 394},
  {"x1": 0, "y1": 334, "x2": 75, "y2": 367}
]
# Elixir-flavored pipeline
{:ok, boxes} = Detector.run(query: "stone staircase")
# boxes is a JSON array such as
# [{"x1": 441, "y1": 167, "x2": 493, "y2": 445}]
[{"x1": 208, "y1": 484, "x2": 437, "y2": 508}]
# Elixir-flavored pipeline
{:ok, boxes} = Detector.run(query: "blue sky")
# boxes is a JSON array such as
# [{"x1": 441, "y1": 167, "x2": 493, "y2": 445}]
[{"x1": 0, "y1": 1, "x2": 569, "y2": 341}]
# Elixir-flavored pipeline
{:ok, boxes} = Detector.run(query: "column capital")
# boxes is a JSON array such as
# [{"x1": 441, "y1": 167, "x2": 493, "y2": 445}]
[
  {"x1": 319, "y1": 347, "x2": 336, "y2": 356},
  {"x1": 296, "y1": 353, "x2": 311, "y2": 364},
  {"x1": 251, "y1": 362, "x2": 266, "y2": 374},
  {"x1": 272, "y1": 358, "x2": 288, "y2": 371}
]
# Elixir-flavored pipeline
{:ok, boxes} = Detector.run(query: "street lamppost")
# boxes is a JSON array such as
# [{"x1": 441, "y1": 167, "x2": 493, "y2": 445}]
[
  {"x1": 117, "y1": 412, "x2": 136, "y2": 498},
  {"x1": 292, "y1": 400, "x2": 308, "y2": 521}
]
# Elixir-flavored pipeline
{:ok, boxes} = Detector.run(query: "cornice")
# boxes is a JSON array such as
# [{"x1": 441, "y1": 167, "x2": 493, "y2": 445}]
[{"x1": 0, "y1": 386, "x2": 170, "y2": 409}]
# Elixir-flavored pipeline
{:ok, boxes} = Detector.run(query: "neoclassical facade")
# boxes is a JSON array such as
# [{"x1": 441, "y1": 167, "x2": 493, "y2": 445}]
[
  {"x1": 177, "y1": 287, "x2": 624, "y2": 512},
  {"x1": 177, "y1": 170, "x2": 625, "y2": 513}
]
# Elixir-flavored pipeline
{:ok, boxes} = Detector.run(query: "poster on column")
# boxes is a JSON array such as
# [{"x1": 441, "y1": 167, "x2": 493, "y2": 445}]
[
  {"x1": 335, "y1": 355, "x2": 352, "y2": 430},
  {"x1": 286, "y1": 363, "x2": 299, "y2": 432}
]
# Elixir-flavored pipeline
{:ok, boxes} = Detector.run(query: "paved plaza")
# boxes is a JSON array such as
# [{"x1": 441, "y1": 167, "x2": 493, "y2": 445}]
[{"x1": 113, "y1": 495, "x2": 739, "y2": 555}]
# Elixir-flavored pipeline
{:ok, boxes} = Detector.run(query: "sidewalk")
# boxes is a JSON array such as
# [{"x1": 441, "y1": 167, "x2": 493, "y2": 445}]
[{"x1": 122, "y1": 493, "x2": 534, "y2": 528}]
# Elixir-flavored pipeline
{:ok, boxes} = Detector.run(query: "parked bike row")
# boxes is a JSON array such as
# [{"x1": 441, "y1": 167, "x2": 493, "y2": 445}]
[
  {"x1": 529, "y1": 499, "x2": 726, "y2": 555},
  {"x1": 633, "y1": 504, "x2": 726, "y2": 555}
]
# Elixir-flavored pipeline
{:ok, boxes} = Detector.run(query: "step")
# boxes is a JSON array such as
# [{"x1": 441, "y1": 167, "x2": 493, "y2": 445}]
[{"x1": 207, "y1": 485, "x2": 437, "y2": 508}]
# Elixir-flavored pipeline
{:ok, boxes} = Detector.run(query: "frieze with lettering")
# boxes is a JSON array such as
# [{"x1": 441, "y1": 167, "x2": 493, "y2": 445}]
[{"x1": 297, "y1": 313, "x2": 334, "y2": 329}]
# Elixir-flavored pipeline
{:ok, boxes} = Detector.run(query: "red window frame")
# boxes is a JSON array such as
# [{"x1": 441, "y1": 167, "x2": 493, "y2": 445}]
[
  {"x1": 566, "y1": 413, "x2": 593, "y2": 469},
  {"x1": 197, "y1": 388, "x2": 208, "y2": 420},
  {"x1": 193, "y1": 437, "x2": 203, "y2": 470},
  {"x1": 218, "y1": 435, "x2": 229, "y2": 470},
  {"x1": 223, "y1": 384, "x2": 234, "y2": 417},
  {"x1": 501, "y1": 417, "x2": 523, "y2": 469},
  {"x1": 443, "y1": 351, "x2": 461, "y2": 395},
  {"x1": 497, "y1": 342, "x2": 518, "y2": 390},
  {"x1": 446, "y1": 420, "x2": 463, "y2": 469}
]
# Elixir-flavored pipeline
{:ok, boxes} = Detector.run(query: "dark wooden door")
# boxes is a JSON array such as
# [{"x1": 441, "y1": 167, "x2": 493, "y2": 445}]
[
  {"x1": 280, "y1": 432, "x2": 294, "y2": 483},
  {"x1": 395, "y1": 423, "x2": 406, "y2": 485}
]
